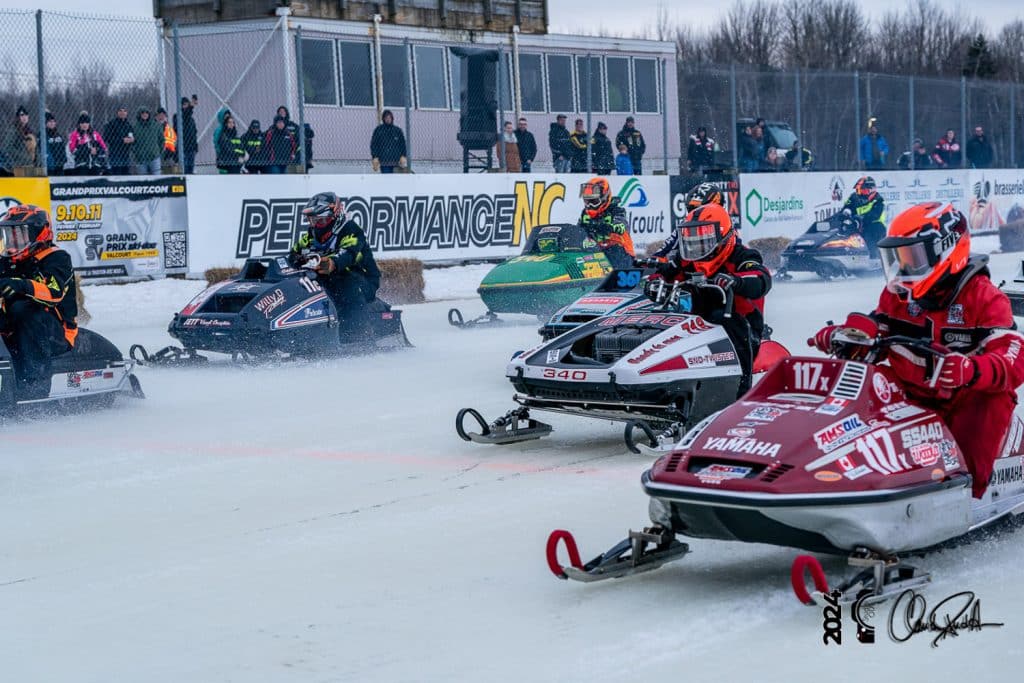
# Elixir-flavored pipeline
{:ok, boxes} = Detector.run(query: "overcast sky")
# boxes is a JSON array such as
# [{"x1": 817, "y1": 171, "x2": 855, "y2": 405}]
[{"x1": 7, "y1": 0, "x2": 1023, "y2": 34}]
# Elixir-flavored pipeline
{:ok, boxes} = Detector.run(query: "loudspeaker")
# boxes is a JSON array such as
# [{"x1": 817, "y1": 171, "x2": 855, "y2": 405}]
[{"x1": 450, "y1": 47, "x2": 498, "y2": 149}]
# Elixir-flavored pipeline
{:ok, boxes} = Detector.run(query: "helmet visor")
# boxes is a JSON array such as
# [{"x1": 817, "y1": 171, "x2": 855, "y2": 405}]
[
  {"x1": 678, "y1": 221, "x2": 724, "y2": 261},
  {"x1": 580, "y1": 182, "x2": 606, "y2": 209},
  {"x1": 305, "y1": 213, "x2": 333, "y2": 230},
  {"x1": 0, "y1": 224, "x2": 31, "y2": 257},
  {"x1": 879, "y1": 237, "x2": 936, "y2": 283}
]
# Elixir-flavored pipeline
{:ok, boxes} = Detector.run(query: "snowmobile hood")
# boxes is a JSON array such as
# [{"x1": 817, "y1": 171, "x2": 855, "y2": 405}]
[{"x1": 478, "y1": 253, "x2": 605, "y2": 288}]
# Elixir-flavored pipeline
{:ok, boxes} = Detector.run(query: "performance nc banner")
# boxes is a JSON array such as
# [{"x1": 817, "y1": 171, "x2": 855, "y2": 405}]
[{"x1": 49, "y1": 176, "x2": 189, "y2": 280}]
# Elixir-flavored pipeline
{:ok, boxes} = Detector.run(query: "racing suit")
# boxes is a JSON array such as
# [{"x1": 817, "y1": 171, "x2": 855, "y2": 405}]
[
  {"x1": 868, "y1": 257, "x2": 1024, "y2": 498},
  {"x1": 290, "y1": 218, "x2": 381, "y2": 341},
  {"x1": 654, "y1": 240, "x2": 772, "y2": 395},
  {"x1": 578, "y1": 197, "x2": 635, "y2": 269},
  {"x1": 0, "y1": 247, "x2": 78, "y2": 398},
  {"x1": 842, "y1": 192, "x2": 886, "y2": 258}
]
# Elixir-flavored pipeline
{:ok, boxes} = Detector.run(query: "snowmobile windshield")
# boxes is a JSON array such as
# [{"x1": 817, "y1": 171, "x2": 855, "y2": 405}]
[
  {"x1": 0, "y1": 224, "x2": 31, "y2": 257},
  {"x1": 879, "y1": 237, "x2": 936, "y2": 282},
  {"x1": 678, "y1": 221, "x2": 724, "y2": 261}
]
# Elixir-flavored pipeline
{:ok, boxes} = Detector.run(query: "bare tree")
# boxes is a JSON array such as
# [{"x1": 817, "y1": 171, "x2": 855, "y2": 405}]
[
  {"x1": 708, "y1": 0, "x2": 781, "y2": 67},
  {"x1": 780, "y1": 0, "x2": 870, "y2": 71}
]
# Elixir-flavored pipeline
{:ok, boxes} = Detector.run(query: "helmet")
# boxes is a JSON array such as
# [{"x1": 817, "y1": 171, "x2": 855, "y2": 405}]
[
  {"x1": 677, "y1": 203, "x2": 735, "y2": 275},
  {"x1": 302, "y1": 191, "x2": 343, "y2": 245},
  {"x1": 854, "y1": 176, "x2": 877, "y2": 200},
  {"x1": 685, "y1": 182, "x2": 724, "y2": 212},
  {"x1": 580, "y1": 177, "x2": 611, "y2": 218},
  {"x1": 878, "y1": 202, "x2": 969, "y2": 301},
  {"x1": 0, "y1": 204, "x2": 53, "y2": 263}
]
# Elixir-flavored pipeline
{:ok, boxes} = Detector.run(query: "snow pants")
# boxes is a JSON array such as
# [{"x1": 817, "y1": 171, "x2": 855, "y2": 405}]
[{"x1": 0, "y1": 299, "x2": 71, "y2": 398}]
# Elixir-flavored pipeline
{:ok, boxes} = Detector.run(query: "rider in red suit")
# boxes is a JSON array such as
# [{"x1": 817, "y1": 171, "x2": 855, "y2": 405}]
[{"x1": 812, "y1": 202, "x2": 1024, "y2": 498}]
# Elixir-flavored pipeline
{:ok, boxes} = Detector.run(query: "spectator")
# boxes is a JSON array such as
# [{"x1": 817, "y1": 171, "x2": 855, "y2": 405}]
[
  {"x1": 687, "y1": 126, "x2": 715, "y2": 173},
  {"x1": 241, "y1": 120, "x2": 265, "y2": 173},
  {"x1": 932, "y1": 129, "x2": 962, "y2": 168},
  {"x1": 966, "y1": 126, "x2": 994, "y2": 169},
  {"x1": 615, "y1": 116, "x2": 646, "y2": 175},
  {"x1": 44, "y1": 112, "x2": 67, "y2": 176},
  {"x1": 764, "y1": 146, "x2": 783, "y2": 172},
  {"x1": 276, "y1": 105, "x2": 299, "y2": 138},
  {"x1": 173, "y1": 96, "x2": 198, "y2": 174},
  {"x1": 739, "y1": 125, "x2": 765, "y2": 172},
  {"x1": 784, "y1": 139, "x2": 813, "y2": 171},
  {"x1": 569, "y1": 119, "x2": 589, "y2": 173},
  {"x1": 548, "y1": 114, "x2": 571, "y2": 173},
  {"x1": 156, "y1": 108, "x2": 177, "y2": 169},
  {"x1": 496, "y1": 121, "x2": 521, "y2": 172},
  {"x1": 264, "y1": 115, "x2": 296, "y2": 174},
  {"x1": 2, "y1": 105, "x2": 38, "y2": 175},
  {"x1": 132, "y1": 107, "x2": 162, "y2": 175},
  {"x1": 591, "y1": 121, "x2": 614, "y2": 175},
  {"x1": 68, "y1": 112, "x2": 107, "y2": 175},
  {"x1": 213, "y1": 107, "x2": 231, "y2": 155},
  {"x1": 514, "y1": 117, "x2": 536, "y2": 172},
  {"x1": 216, "y1": 114, "x2": 244, "y2": 174},
  {"x1": 370, "y1": 109, "x2": 407, "y2": 174},
  {"x1": 859, "y1": 118, "x2": 888, "y2": 170},
  {"x1": 898, "y1": 138, "x2": 932, "y2": 170},
  {"x1": 615, "y1": 143, "x2": 633, "y2": 175},
  {"x1": 104, "y1": 105, "x2": 135, "y2": 175}
]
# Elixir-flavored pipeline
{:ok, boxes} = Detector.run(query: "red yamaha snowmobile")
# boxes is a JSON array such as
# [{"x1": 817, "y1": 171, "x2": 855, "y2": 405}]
[{"x1": 545, "y1": 332, "x2": 1024, "y2": 604}]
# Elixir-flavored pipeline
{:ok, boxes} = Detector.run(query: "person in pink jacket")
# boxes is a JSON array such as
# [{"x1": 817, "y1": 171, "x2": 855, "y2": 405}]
[{"x1": 67, "y1": 112, "x2": 108, "y2": 175}]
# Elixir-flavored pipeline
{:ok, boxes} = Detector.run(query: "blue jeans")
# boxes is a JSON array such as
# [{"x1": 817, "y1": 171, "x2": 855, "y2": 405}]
[
  {"x1": 182, "y1": 150, "x2": 195, "y2": 174},
  {"x1": 380, "y1": 166, "x2": 395, "y2": 174},
  {"x1": 136, "y1": 158, "x2": 161, "y2": 175},
  {"x1": 553, "y1": 157, "x2": 570, "y2": 173}
]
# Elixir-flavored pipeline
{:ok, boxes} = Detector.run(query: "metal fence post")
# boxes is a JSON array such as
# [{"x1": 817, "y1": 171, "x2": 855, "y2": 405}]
[
  {"x1": 1011, "y1": 83, "x2": 1017, "y2": 168},
  {"x1": 960, "y1": 76, "x2": 967, "y2": 168},
  {"x1": 794, "y1": 68, "x2": 801, "y2": 160},
  {"x1": 173, "y1": 22, "x2": 184, "y2": 170},
  {"x1": 661, "y1": 57, "x2": 668, "y2": 174},
  {"x1": 585, "y1": 53, "x2": 592, "y2": 174},
  {"x1": 730, "y1": 64, "x2": 738, "y2": 170},
  {"x1": 854, "y1": 71, "x2": 861, "y2": 171},
  {"x1": 277, "y1": 7, "x2": 295, "y2": 122},
  {"x1": 35, "y1": 10, "x2": 46, "y2": 172},
  {"x1": 295, "y1": 26, "x2": 307, "y2": 172},
  {"x1": 403, "y1": 37, "x2": 413, "y2": 169},
  {"x1": 497, "y1": 45, "x2": 506, "y2": 170},
  {"x1": 373, "y1": 14, "x2": 383, "y2": 123},
  {"x1": 908, "y1": 76, "x2": 915, "y2": 170}
]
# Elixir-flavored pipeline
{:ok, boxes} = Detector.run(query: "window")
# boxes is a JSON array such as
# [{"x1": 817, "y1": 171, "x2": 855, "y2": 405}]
[
  {"x1": 634, "y1": 58, "x2": 659, "y2": 113},
  {"x1": 449, "y1": 50, "x2": 461, "y2": 110},
  {"x1": 300, "y1": 39, "x2": 337, "y2": 105},
  {"x1": 576, "y1": 56, "x2": 603, "y2": 112},
  {"x1": 414, "y1": 45, "x2": 448, "y2": 109},
  {"x1": 381, "y1": 43, "x2": 409, "y2": 108},
  {"x1": 606, "y1": 57, "x2": 631, "y2": 113},
  {"x1": 518, "y1": 53, "x2": 544, "y2": 112},
  {"x1": 339, "y1": 41, "x2": 373, "y2": 107},
  {"x1": 547, "y1": 55, "x2": 574, "y2": 114}
]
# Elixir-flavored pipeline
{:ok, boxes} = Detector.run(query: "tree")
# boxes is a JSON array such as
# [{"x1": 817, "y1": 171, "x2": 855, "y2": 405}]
[{"x1": 964, "y1": 34, "x2": 999, "y2": 79}]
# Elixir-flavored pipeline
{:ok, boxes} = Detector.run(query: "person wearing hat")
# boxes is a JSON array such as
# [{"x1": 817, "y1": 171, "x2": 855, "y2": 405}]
[
  {"x1": 67, "y1": 112, "x2": 107, "y2": 175},
  {"x1": 370, "y1": 109, "x2": 406, "y2": 174},
  {"x1": 43, "y1": 112, "x2": 67, "y2": 176},
  {"x1": 103, "y1": 105, "x2": 135, "y2": 175},
  {"x1": 898, "y1": 138, "x2": 932, "y2": 170},
  {"x1": 132, "y1": 107, "x2": 163, "y2": 175},
  {"x1": 155, "y1": 108, "x2": 177, "y2": 167},
  {"x1": 264, "y1": 115, "x2": 296, "y2": 174},
  {"x1": 1, "y1": 105, "x2": 38, "y2": 175},
  {"x1": 568, "y1": 118, "x2": 589, "y2": 173},
  {"x1": 173, "y1": 95, "x2": 198, "y2": 174},
  {"x1": 548, "y1": 114, "x2": 571, "y2": 173},
  {"x1": 615, "y1": 116, "x2": 646, "y2": 175},
  {"x1": 590, "y1": 121, "x2": 614, "y2": 175},
  {"x1": 240, "y1": 120, "x2": 266, "y2": 173}
]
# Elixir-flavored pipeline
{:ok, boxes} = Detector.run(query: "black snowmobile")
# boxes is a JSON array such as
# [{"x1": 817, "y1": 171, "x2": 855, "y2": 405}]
[
  {"x1": 1, "y1": 327, "x2": 144, "y2": 413},
  {"x1": 777, "y1": 210, "x2": 881, "y2": 280},
  {"x1": 131, "y1": 256, "x2": 411, "y2": 365}
]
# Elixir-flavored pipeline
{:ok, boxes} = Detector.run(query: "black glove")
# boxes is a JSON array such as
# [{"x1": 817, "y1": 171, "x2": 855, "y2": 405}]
[
  {"x1": 0, "y1": 278, "x2": 31, "y2": 299},
  {"x1": 710, "y1": 273, "x2": 737, "y2": 291}
]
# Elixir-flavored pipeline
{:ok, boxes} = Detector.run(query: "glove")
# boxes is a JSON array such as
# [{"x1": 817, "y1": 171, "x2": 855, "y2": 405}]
[
  {"x1": 295, "y1": 232, "x2": 312, "y2": 250},
  {"x1": 808, "y1": 313, "x2": 878, "y2": 355},
  {"x1": 316, "y1": 256, "x2": 336, "y2": 275},
  {"x1": 710, "y1": 273, "x2": 737, "y2": 291},
  {"x1": 399, "y1": 155, "x2": 408, "y2": 169},
  {"x1": 937, "y1": 353, "x2": 977, "y2": 390},
  {"x1": 0, "y1": 278, "x2": 31, "y2": 299},
  {"x1": 810, "y1": 325, "x2": 839, "y2": 353},
  {"x1": 371, "y1": 157, "x2": 381, "y2": 172}
]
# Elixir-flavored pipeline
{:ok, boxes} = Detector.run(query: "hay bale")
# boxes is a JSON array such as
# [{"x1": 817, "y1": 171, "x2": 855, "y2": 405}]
[
  {"x1": 74, "y1": 273, "x2": 90, "y2": 326},
  {"x1": 205, "y1": 266, "x2": 240, "y2": 286},
  {"x1": 999, "y1": 220, "x2": 1024, "y2": 253},
  {"x1": 747, "y1": 237, "x2": 792, "y2": 270},
  {"x1": 645, "y1": 240, "x2": 666, "y2": 257},
  {"x1": 379, "y1": 258, "x2": 425, "y2": 304}
]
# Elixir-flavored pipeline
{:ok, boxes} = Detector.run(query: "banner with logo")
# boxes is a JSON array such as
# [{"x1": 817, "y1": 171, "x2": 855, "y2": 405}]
[
  {"x1": 669, "y1": 175, "x2": 741, "y2": 227},
  {"x1": 185, "y1": 174, "x2": 671, "y2": 274},
  {"x1": 49, "y1": 176, "x2": 189, "y2": 280},
  {"x1": 738, "y1": 170, "x2": 971, "y2": 239},
  {"x1": 967, "y1": 169, "x2": 1024, "y2": 235},
  {"x1": 0, "y1": 177, "x2": 52, "y2": 213}
]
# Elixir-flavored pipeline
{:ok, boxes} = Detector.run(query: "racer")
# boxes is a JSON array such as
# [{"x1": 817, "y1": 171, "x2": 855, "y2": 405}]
[
  {"x1": 811, "y1": 203, "x2": 1024, "y2": 498},
  {"x1": 0, "y1": 204, "x2": 78, "y2": 399},
  {"x1": 649, "y1": 182, "x2": 725, "y2": 261},
  {"x1": 840, "y1": 176, "x2": 886, "y2": 257},
  {"x1": 289, "y1": 192, "x2": 381, "y2": 341},
  {"x1": 578, "y1": 177, "x2": 635, "y2": 269},
  {"x1": 646, "y1": 203, "x2": 772, "y2": 396}
]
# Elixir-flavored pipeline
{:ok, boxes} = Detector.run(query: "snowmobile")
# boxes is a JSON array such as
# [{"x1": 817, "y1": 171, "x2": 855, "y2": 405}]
[
  {"x1": 538, "y1": 267, "x2": 652, "y2": 341},
  {"x1": 777, "y1": 210, "x2": 881, "y2": 281},
  {"x1": 456, "y1": 277, "x2": 789, "y2": 451},
  {"x1": 131, "y1": 256, "x2": 410, "y2": 366},
  {"x1": 1002, "y1": 258, "x2": 1024, "y2": 318},
  {"x1": 448, "y1": 223, "x2": 614, "y2": 329},
  {"x1": 545, "y1": 332, "x2": 1024, "y2": 606},
  {"x1": 0, "y1": 326, "x2": 144, "y2": 412}
]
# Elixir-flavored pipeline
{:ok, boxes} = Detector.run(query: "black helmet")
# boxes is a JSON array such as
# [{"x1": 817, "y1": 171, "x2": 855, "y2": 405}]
[
  {"x1": 686, "y1": 182, "x2": 725, "y2": 211},
  {"x1": 302, "y1": 191, "x2": 343, "y2": 244}
]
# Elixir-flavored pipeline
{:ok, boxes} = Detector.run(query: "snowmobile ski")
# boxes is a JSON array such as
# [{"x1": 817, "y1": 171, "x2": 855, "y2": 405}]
[
  {"x1": 130, "y1": 344, "x2": 209, "y2": 367},
  {"x1": 791, "y1": 549, "x2": 931, "y2": 606},
  {"x1": 448, "y1": 308, "x2": 504, "y2": 329},
  {"x1": 546, "y1": 527, "x2": 690, "y2": 582},
  {"x1": 455, "y1": 407, "x2": 553, "y2": 444}
]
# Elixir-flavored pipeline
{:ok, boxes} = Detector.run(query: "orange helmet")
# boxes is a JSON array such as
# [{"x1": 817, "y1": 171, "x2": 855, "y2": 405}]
[
  {"x1": 677, "y1": 203, "x2": 736, "y2": 275},
  {"x1": 0, "y1": 204, "x2": 53, "y2": 263},
  {"x1": 580, "y1": 177, "x2": 611, "y2": 218},
  {"x1": 854, "y1": 176, "x2": 877, "y2": 200},
  {"x1": 878, "y1": 202, "x2": 969, "y2": 300}
]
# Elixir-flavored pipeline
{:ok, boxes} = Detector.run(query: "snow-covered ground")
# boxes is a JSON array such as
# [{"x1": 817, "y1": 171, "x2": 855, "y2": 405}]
[{"x1": 3, "y1": 246, "x2": 1023, "y2": 681}]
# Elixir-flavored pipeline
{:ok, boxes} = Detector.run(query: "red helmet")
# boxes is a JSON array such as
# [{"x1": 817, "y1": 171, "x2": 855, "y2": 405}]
[
  {"x1": 854, "y1": 176, "x2": 877, "y2": 200},
  {"x1": 301, "y1": 191, "x2": 344, "y2": 244},
  {"x1": 677, "y1": 203, "x2": 736, "y2": 275},
  {"x1": 878, "y1": 202, "x2": 969, "y2": 300},
  {"x1": 0, "y1": 204, "x2": 53, "y2": 263},
  {"x1": 580, "y1": 177, "x2": 611, "y2": 218}
]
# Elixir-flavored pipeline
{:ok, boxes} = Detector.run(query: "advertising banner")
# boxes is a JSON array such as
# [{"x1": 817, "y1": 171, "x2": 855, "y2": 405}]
[
  {"x1": 49, "y1": 176, "x2": 189, "y2": 280},
  {"x1": 669, "y1": 175, "x2": 741, "y2": 227},
  {"x1": 967, "y1": 169, "x2": 1024, "y2": 236},
  {"x1": 186, "y1": 174, "x2": 671, "y2": 274},
  {"x1": 0, "y1": 177, "x2": 52, "y2": 212},
  {"x1": 737, "y1": 170, "x2": 971, "y2": 239}
]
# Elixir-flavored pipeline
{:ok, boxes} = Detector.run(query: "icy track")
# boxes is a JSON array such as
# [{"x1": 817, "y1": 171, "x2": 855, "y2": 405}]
[{"x1": 3, "y1": 247, "x2": 1024, "y2": 681}]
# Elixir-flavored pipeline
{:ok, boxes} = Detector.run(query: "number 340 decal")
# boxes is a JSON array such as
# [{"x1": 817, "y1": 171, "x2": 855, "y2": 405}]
[{"x1": 542, "y1": 369, "x2": 588, "y2": 381}]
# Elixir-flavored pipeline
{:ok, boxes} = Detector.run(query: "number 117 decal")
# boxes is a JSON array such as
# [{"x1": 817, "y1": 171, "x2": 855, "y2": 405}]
[{"x1": 793, "y1": 361, "x2": 829, "y2": 392}]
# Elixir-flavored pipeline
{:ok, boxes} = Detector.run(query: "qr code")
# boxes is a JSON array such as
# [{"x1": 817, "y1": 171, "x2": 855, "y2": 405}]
[{"x1": 162, "y1": 231, "x2": 187, "y2": 269}]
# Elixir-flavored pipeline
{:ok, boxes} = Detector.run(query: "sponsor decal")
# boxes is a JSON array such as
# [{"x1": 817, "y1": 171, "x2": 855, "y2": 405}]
[
  {"x1": 66, "y1": 372, "x2": 81, "y2": 389},
  {"x1": 598, "y1": 313, "x2": 709, "y2": 332},
  {"x1": 546, "y1": 349, "x2": 561, "y2": 364},
  {"x1": 271, "y1": 293, "x2": 331, "y2": 330},
  {"x1": 815, "y1": 398, "x2": 848, "y2": 416},
  {"x1": 907, "y1": 301, "x2": 922, "y2": 318},
  {"x1": 745, "y1": 406, "x2": 787, "y2": 422},
  {"x1": 939, "y1": 440, "x2": 960, "y2": 471},
  {"x1": 931, "y1": 468, "x2": 946, "y2": 481},
  {"x1": 683, "y1": 350, "x2": 737, "y2": 367},
  {"x1": 737, "y1": 421, "x2": 761, "y2": 428},
  {"x1": 577, "y1": 296, "x2": 628, "y2": 306},
  {"x1": 837, "y1": 455, "x2": 855, "y2": 471},
  {"x1": 254, "y1": 288, "x2": 286, "y2": 318},
  {"x1": 872, "y1": 373, "x2": 892, "y2": 403},
  {"x1": 843, "y1": 464, "x2": 873, "y2": 481},
  {"x1": 813, "y1": 415, "x2": 870, "y2": 453},
  {"x1": 228, "y1": 282, "x2": 261, "y2": 292},
  {"x1": 882, "y1": 401, "x2": 926, "y2": 420},
  {"x1": 900, "y1": 422, "x2": 944, "y2": 449},
  {"x1": 727, "y1": 427, "x2": 755, "y2": 438},
  {"x1": 989, "y1": 461, "x2": 1024, "y2": 486},
  {"x1": 183, "y1": 317, "x2": 231, "y2": 327},
  {"x1": 947, "y1": 303, "x2": 965, "y2": 325},
  {"x1": 628, "y1": 334, "x2": 683, "y2": 364},
  {"x1": 702, "y1": 436, "x2": 781, "y2": 458},
  {"x1": 696, "y1": 463, "x2": 752, "y2": 484},
  {"x1": 814, "y1": 470, "x2": 842, "y2": 482},
  {"x1": 910, "y1": 443, "x2": 941, "y2": 467}
]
